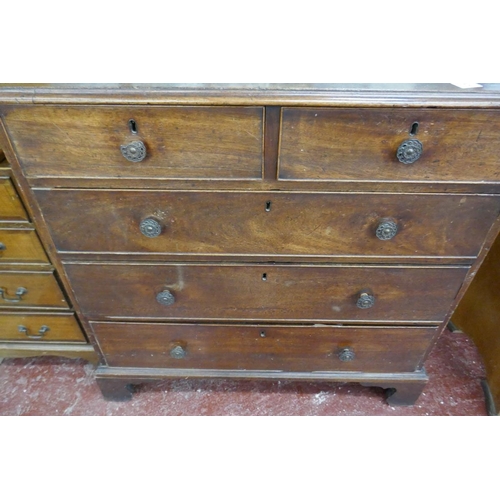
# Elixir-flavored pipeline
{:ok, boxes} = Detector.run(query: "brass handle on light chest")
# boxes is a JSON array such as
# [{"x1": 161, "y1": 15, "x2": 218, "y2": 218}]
[
  {"x1": 0, "y1": 286, "x2": 27, "y2": 303},
  {"x1": 18, "y1": 324, "x2": 50, "y2": 339}
]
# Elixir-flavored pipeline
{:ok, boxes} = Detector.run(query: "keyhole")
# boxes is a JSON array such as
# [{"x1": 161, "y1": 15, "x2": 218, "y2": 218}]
[
  {"x1": 265, "y1": 201, "x2": 271, "y2": 212},
  {"x1": 260, "y1": 331, "x2": 266, "y2": 338},
  {"x1": 410, "y1": 122, "x2": 419, "y2": 136},
  {"x1": 262, "y1": 273, "x2": 267, "y2": 281},
  {"x1": 129, "y1": 119, "x2": 138, "y2": 134}
]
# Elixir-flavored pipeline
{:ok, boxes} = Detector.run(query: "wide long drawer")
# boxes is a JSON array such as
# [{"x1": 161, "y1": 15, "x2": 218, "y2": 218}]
[
  {"x1": 92, "y1": 321, "x2": 437, "y2": 373},
  {"x1": 35, "y1": 189, "x2": 500, "y2": 259},
  {"x1": 0, "y1": 312, "x2": 85, "y2": 342},
  {"x1": 64, "y1": 263, "x2": 468, "y2": 323},
  {"x1": 2, "y1": 105, "x2": 264, "y2": 180},
  {"x1": 0, "y1": 270, "x2": 68, "y2": 309},
  {"x1": 0, "y1": 229, "x2": 48, "y2": 263},
  {"x1": 279, "y1": 108, "x2": 500, "y2": 183}
]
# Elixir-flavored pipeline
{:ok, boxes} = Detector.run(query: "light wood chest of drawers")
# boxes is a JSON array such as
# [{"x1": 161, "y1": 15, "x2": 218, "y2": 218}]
[
  {"x1": 0, "y1": 157, "x2": 96, "y2": 362},
  {"x1": 1, "y1": 83, "x2": 500, "y2": 406}
]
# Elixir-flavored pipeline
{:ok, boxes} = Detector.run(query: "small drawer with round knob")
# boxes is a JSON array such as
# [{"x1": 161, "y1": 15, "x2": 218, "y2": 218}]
[
  {"x1": 279, "y1": 107, "x2": 500, "y2": 182},
  {"x1": 2, "y1": 105, "x2": 264, "y2": 180}
]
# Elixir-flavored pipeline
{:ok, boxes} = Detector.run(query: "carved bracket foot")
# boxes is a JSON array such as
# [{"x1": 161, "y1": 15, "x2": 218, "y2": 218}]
[
  {"x1": 383, "y1": 381, "x2": 427, "y2": 406},
  {"x1": 97, "y1": 378, "x2": 134, "y2": 401}
]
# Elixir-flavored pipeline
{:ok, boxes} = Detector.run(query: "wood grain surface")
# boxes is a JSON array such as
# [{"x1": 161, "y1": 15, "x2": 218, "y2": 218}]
[
  {"x1": 0, "y1": 312, "x2": 85, "y2": 342},
  {"x1": 63, "y1": 262, "x2": 469, "y2": 323},
  {"x1": 0, "y1": 270, "x2": 68, "y2": 308},
  {"x1": 279, "y1": 108, "x2": 500, "y2": 182},
  {"x1": 452, "y1": 231, "x2": 500, "y2": 414},
  {"x1": 2, "y1": 105, "x2": 264, "y2": 179},
  {"x1": 35, "y1": 189, "x2": 500, "y2": 259},
  {"x1": 0, "y1": 178, "x2": 29, "y2": 221},
  {"x1": 0, "y1": 229, "x2": 48, "y2": 263},
  {"x1": 92, "y1": 321, "x2": 437, "y2": 373}
]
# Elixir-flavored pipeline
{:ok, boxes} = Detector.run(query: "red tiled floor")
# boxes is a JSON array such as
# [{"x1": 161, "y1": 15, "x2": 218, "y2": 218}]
[{"x1": 0, "y1": 329, "x2": 488, "y2": 415}]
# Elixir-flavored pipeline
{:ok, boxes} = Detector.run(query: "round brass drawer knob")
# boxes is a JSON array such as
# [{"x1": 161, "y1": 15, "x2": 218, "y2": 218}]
[
  {"x1": 120, "y1": 140, "x2": 147, "y2": 162},
  {"x1": 156, "y1": 290, "x2": 175, "y2": 306},
  {"x1": 140, "y1": 218, "x2": 162, "y2": 238},
  {"x1": 376, "y1": 220, "x2": 398, "y2": 240},
  {"x1": 396, "y1": 139, "x2": 423, "y2": 164},
  {"x1": 338, "y1": 347, "x2": 355, "y2": 362},
  {"x1": 356, "y1": 292, "x2": 375, "y2": 309},
  {"x1": 170, "y1": 345, "x2": 186, "y2": 359}
]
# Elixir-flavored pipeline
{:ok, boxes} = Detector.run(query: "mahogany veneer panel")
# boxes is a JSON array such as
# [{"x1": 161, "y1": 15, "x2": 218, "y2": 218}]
[
  {"x1": 2, "y1": 106, "x2": 264, "y2": 180},
  {"x1": 64, "y1": 262, "x2": 468, "y2": 323},
  {"x1": 279, "y1": 108, "x2": 500, "y2": 183},
  {"x1": 92, "y1": 322, "x2": 437, "y2": 373},
  {"x1": 35, "y1": 189, "x2": 500, "y2": 259}
]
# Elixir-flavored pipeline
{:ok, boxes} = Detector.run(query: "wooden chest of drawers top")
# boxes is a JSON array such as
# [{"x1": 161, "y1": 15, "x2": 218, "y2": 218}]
[{"x1": 2, "y1": 83, "x2": 500, "y2": 190}]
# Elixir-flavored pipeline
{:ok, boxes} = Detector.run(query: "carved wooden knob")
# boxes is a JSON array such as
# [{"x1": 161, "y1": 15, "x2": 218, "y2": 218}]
[
  {"x1": 120, "y1": 140, "x2": 147, "y2": 162},
  {"x1": 397, "y1": 139, "x2": 423, "y2": 164},
  {"x1": 170, "y1": 345, "x2": 187, "y2": 359},
  {"x1": 356, "y1": 292, "x2": 375, "y2": 309},
  {"x1": 156, "y1": 290, "x2": 175, "y2": 306},
  {"x1": 140, "y1": 218, "x2": 162, "y2": 238},
  {"x1": 338, "y1": 347, "x2": 355, "y2": 362},
  {"x1": 376, "y1": 220, "x2": 398, "y2": 240}
]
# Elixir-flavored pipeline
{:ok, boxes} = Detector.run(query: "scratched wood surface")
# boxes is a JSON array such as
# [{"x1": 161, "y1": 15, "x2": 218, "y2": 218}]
[
  {"x1": 92, "y1": 321, "x2": 437, "y2": 373},
  {"x1": 35, "y1": 189, "x2": 500, "y2": 259},
  {"x1": 279, "y1": 108, "x2": 500, "y2": 183},
  {"x1": 63, "y1": 262, "x2": 469, "y2": 323},
  {"x1": 1, "y1": 105, "x2": 264, "y2": 180}
]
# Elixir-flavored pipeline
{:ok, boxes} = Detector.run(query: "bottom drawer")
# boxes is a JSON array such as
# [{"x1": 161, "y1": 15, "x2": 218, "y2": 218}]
[
  {"x1": 0, "y1": 312, "x2": 86, "y2": 342},
  {"x1": 91, "y1": 322, "x2": 438, "y2": 373}
]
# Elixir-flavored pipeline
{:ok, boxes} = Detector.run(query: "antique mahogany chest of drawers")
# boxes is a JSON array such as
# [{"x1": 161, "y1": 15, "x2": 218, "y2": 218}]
[{"x1": 1, "y1": 83, "x2": 500, "y2": 406}]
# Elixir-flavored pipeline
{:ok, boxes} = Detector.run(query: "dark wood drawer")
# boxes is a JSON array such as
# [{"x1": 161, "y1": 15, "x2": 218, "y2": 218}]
[
  {"x1": 64, "y1": 262, "x2": 468, "y2": 323},
  {"x1": 0, "y1": 270, "x2": 69, "y2": 309},
  {"x1": 2, "y1": 105, "x2": 264, "y2": 180},
  {"x1": 92, "y1": 321, "x2": 437, "y2": 373},
  {"x1": 0, "y1": 178, "x2": 28, "y2": 221},
  {"x1": 35, "y1": 189, "x2": 500, "y2": 259},
  {"x1": 0, "y1": 312, "x2": 85, "y2": 342},
  {"x1": 0, "y1": 229, "x2": 48, "y2": 263},
  {"x1": 279, "y1": 108, "x2": 500, "y2": 183}
]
